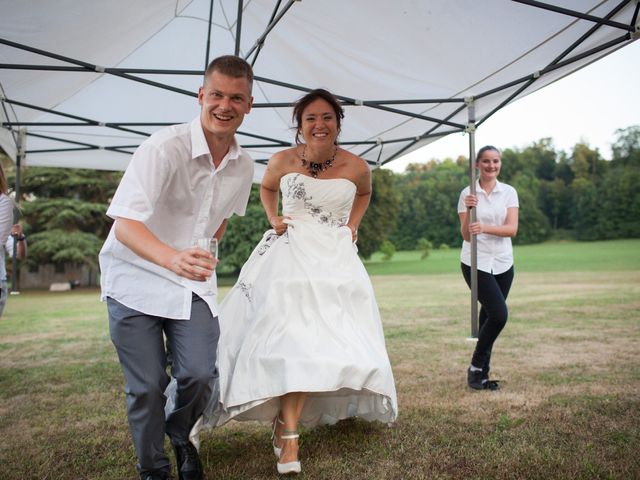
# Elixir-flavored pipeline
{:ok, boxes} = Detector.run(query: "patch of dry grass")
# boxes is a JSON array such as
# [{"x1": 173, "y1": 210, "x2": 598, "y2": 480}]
[{"x1": 1, "y1": 269, "x2": 639, "y2": 479}]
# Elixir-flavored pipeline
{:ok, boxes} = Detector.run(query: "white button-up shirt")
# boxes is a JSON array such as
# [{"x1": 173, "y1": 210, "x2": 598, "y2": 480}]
[
  {"x1": 99, "y1": 117, "x2": 254, "y2": 319},
  {"x1": 0, "y1": 194, "x2": 13, "y2": 282},
  {"x1": 458, "y1": 180, "x2": 519, "y2": 275}
]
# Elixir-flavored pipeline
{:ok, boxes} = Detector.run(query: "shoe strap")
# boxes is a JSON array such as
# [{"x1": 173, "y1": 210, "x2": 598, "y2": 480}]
[
  {"x1": 281, "y1": 429, "x2": 299, "y2": 440},
  {"x1": 271, "y1": 415, "x2": 285, "y2": 440}
]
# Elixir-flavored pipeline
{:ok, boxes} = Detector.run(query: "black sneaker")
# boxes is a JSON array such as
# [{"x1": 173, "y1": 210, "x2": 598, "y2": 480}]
[{"x1": 467, "y1": 367, "x2": 484, "y2": 390}]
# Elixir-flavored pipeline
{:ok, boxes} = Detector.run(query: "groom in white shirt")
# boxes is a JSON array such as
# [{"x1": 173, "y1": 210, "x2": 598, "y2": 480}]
[{"x1": 99, "y1": 55, "x2": 254, "y2": 480}]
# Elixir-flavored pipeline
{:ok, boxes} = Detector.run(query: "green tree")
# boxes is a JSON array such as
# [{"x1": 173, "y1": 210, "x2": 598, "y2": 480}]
[
  {"x1": 417, "y1": 238, "x2": 432, "y2": 259},
  {"x1": 553, "y1": 151, "x2": 574, "y2": 185},
  {"x1": 217, "y1": 184, "x2": 270, "y2": 274},
  {"x1": 531, "y1": 138, "x2": 559, "y2": 181},
  {"x1": 379, "y1": 240, "x2": 396, "y2": 261},
  {"x1": 570, "y1": 142, "x2": 606, "y2": 179},
  {"x1": 391, "y1": 159, "x2": 466, "y2": 250},
  {"x1": 499, "y1": 146, "x2": 536, "y2": 182},
  {"x1": 539, "y1": 178, "x2": 572, "y2": 230},
  {"x1": 570, "y1": 177, "x2": 600, "y2": 240},
  {"x1": 357, "y1": 168, "x2": 400, "y2": 259},
  {"x1": 597, "y1": 165, "x2": 640, "y2": 239},
  {"x1": 12, "y1": 167, "x2": 122, "y2": 269},
  {"x1": 509, "y1": 174, "x2": 551, "y2": 244},
  {"x1": 611, "y1": 125, "x2": 640, "y2": 166}
]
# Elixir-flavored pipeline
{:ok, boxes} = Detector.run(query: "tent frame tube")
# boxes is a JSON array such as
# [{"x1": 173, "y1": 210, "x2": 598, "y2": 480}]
[
  {"x1": 0, "y1": 1, "x2": 636, "y2": 169},
  {"x1": 546, "y1": 0, "x2": 632, "y2": 66},
  {"x1": 0, "y1": 38, "x2": 198, "y2": 98},
  {"x1": 0, "y1": 63, "x2": 465, "y2": 106},
  {"x1": 512, "y1": 0, "x2": 633, "y2": 31},
  {"x1": 477, "y1": 34, "x2": 630, "y2": 127},
  {"x1": 244, "y1": 0, "x2": 298, "y2": 62},
  {"x1": 249, "y1": 0, "x2": 282, "y2": 66},
  {"x1": 2, "y1": 93, "x2": 468, "y2": 160},
  {"x1": 3, "y1": 98, "x2": 151, "y2": 137},
  {"x1": 235, "y1": 0, "x2": 244, "y2": 56},
  {"x1": 476, "y1": 34, "x2": 630, "y2": 102},
  {"x1": 10, "y1": 128, "x2": 25, "y2": 294},
  {"x1": 466, "y1": 100, "x2": 479, "y2": 339},
  {"x1": 5, "y1": 27, "x2": 627, "y2": 137},
  {"x1": 203, "y1": 0, "x2": 213, "y2": 70},
  {"x1": 204, "y1": 0, "x2": 215, "y2": 70}
]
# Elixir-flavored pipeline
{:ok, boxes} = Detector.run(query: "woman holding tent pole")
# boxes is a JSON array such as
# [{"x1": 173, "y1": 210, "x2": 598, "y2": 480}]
[{"x1": 458, "y1": 145, "x2": 518, "y2": 390}]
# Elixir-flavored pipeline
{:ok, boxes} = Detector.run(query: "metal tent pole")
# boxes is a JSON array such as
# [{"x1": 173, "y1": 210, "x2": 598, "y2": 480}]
[
  {"x1": 235, "y1": 0, "x2": 244, "y2": 56},
  {"x1": 10, "y1": 128, "x2": 25, "y2": 295},
  {"x1": 465, "y1": 97, "x2": 478, "y2": 339},
  {"x1": 204, "y1": 0, "x2": 215, "y2": 71}
]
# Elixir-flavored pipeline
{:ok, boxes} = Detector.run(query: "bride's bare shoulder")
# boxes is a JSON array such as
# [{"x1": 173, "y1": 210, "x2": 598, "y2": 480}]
[
  {"x1": 268, "y1": 147, "x2": 300, "y2": 169},
  {"x1": 263, "y1": 147, "x2": 301, "y2": 184}
]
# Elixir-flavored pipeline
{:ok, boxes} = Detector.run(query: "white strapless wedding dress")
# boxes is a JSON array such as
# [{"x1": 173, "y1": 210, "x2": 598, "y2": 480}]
[{"x1": 176, "y1": 172, "x2": 398, "y2": 445}]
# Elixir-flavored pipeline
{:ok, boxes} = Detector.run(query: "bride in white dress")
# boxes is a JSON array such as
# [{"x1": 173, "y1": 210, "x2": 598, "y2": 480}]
[{"x1": 192, "y1": 88, "x2": 397, "y2": 475}]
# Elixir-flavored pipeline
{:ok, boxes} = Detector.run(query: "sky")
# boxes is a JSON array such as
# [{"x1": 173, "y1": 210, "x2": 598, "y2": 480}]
[{"x1": 386, "y1": 40, "x2": 640, "y2": 173}]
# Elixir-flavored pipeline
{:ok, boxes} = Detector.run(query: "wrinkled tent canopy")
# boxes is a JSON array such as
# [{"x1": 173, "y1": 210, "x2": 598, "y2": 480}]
[{"x1": 1, "y1": 0, "x2": 638, "y2": 181}]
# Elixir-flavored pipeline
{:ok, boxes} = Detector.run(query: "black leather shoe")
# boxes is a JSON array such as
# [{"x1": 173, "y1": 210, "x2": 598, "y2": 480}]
[
  {"x1": 467, "y1": 367, "x2": 484, "y2": 390},
  {"x1": 173, "y1": 441, "x2": 203, "y2": 480},
  {"x1": 140, "y1": 470, "x2": 170, "y2": 480},
  {"x1": 483, "y1": 379, "x2": 500, "y2": 390}
]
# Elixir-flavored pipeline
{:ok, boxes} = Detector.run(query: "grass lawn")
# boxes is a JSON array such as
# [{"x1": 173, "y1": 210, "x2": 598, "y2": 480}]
[
  {"x1": 364, "y1": 238, "x2": 640, "y2": 275},
  {"x1": 1, "y1": 239, "x2": 639, "y2": 479}
]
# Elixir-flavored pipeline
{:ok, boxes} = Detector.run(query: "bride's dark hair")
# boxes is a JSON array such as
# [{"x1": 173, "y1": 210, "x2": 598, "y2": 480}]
[{"x1": 292, "y1": 89, "x2": 344, "y2": 145}]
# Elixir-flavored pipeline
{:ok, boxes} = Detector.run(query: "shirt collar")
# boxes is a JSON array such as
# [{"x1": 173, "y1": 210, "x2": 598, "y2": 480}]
[
  {"x1": 189, "y1": 117, "x2": 241, "y2": 164},
  {"x1": 476, "y1": 179, "x2": 504, "y2": 195}
]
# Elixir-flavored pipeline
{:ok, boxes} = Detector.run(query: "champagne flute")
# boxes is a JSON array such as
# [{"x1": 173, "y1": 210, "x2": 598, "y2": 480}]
[
  {"x1": 195, "y1": 238, "x2": 218, "y2": 294},
  {"x1": 196, "y1": 237, "x2": 218, "y2": 260}
]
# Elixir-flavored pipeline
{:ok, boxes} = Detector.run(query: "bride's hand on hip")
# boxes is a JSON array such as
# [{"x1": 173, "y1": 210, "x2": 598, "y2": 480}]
[
  {"x1": 346, "y1": 224, "x2": 358, "y2": 242},
  {"x1": 269, "y1": 215, "x2": 291, "y2": 235}
]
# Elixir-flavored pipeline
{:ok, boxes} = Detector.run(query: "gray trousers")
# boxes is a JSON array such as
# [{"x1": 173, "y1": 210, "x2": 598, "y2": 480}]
[
  {"x1": 108, "y1": 294, "x2": 219, "y2": 475},
  {"x1": 0, "y1": 279, "x2": 7, "y2": 317}
]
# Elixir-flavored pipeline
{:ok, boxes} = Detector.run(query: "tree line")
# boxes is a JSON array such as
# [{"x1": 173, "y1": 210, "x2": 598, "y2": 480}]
[
  {"x1": 7, "y1": 125, "x2": 639, "y2": 275},
  {"x1": 389, "y1": 125, "x2": 640, "y2": 252}
]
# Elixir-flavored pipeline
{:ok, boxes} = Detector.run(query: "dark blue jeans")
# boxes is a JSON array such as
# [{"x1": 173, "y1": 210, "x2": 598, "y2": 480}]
[{"x1": 461, "y1": 263, "x2": 514, "y2": 377}]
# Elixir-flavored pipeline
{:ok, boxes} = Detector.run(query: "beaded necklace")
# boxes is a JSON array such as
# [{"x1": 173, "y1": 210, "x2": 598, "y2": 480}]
[{"x1": 300, "y1": 145, "x2": 338, "y2": 178}]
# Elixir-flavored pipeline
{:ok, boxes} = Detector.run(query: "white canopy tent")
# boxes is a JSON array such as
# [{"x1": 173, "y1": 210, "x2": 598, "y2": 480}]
[
  {"x1": 1, "y1": 0, "x2": 638, "y2": 333},
  {"x1": 1, "y1": 0, "x2": 638, "y2": 177}
]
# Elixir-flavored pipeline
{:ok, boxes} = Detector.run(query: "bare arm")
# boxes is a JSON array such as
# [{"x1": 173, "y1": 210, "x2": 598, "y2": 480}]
[
  {"x1": 214, "y1": 219, "x2": 228, "y2": 241},
  {"x1": 459, "y1": 193, "x2": 518, "y2": 239},
  {"x1": 260, "y1": 184, "x2": 280, "y2": 225},
  {"x1": 260, "y1": 153, "x2": 289, "y2": 235},
  {"x1": 459, "y1": 210, "x2": 472, "y2": 242},
  {"x1": 10, "y1": 224, "x2": 27, "y2": 260},
  {"x1": 472, "y1": 207, "x2": 518, "y2": 237},
  {"x1": 346, "y1": 165, "x2": 372, "y2": 241},
  {"x1": 460, "y1": 199, "x2": 519, "y2": 241},
  {"x1": 114, "y1": 218, "x2": 214, "y2": 281}
]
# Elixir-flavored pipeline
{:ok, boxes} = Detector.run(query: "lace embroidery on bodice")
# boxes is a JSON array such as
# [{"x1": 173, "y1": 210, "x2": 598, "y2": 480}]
[{"x1": 281, "y1": 173, "x2": 356, "y2": 228}]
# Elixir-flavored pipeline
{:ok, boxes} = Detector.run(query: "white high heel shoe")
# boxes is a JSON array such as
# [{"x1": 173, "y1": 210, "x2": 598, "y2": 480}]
[
  {"x1": 276, "y1": 431, "x2": 301, "y2": 475},
  {"x1": 271, "y1": 416, "x2": 285, "y2": 458}
]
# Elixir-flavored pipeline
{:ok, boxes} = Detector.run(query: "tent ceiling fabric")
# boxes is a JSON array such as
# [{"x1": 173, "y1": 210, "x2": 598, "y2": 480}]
[{"x1": 1, "y1": 0, "x2": 638, "y2": 179}]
